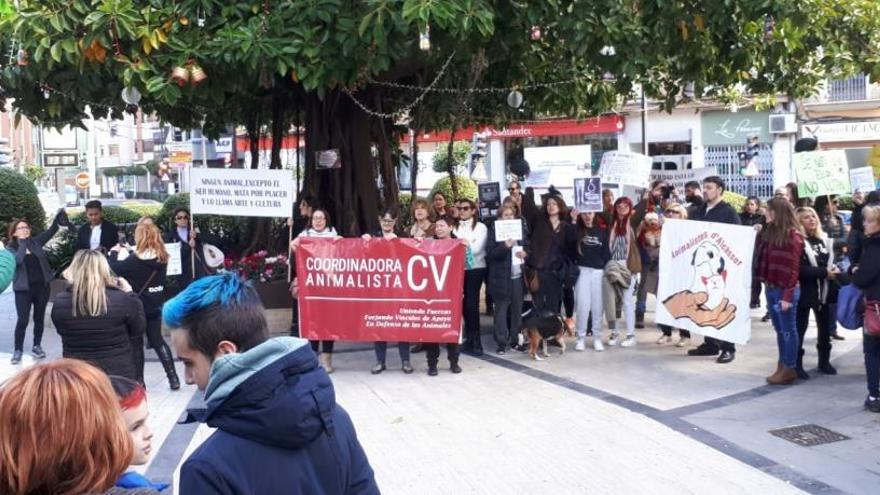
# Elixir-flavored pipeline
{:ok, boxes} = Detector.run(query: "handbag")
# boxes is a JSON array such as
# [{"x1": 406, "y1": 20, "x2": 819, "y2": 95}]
[
  {"x1": 837, "y1": 283, "x2": 864, "y2": 330},
  {"x1": 137, "y1": 270, "x2": 158, "y2": 297},
  {"x1": 523, "y1": 265, "x2": 540, "y2": 294},
  {"x1": 864, "y1": 299, "x2": 880, "y2": 337}
]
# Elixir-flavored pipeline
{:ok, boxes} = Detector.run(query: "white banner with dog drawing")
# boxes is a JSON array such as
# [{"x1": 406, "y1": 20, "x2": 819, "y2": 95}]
[{"x1": 655, "y1": 219, "x2": 756, "y2": 345}]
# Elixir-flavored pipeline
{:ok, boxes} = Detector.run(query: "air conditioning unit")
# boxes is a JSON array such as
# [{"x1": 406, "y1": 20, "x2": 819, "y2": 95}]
[{"x1": 769, "y1": 114, "x2": 797, "y2": 134}]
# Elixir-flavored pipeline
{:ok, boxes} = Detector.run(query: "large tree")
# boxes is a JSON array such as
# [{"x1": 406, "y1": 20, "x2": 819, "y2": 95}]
[{"x1": 1, "y1": 0, "x2": 879, "y2": 236}]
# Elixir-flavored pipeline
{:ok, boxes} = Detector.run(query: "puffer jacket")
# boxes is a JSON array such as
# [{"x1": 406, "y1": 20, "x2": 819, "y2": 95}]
[{"x1": 51, "y1": 286, "x2": 146, "y2": 381}]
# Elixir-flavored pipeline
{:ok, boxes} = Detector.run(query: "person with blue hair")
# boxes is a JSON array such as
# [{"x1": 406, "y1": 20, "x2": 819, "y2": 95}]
[{"x1": 163, "y1": 273, "x2": 379, "y2": 494}]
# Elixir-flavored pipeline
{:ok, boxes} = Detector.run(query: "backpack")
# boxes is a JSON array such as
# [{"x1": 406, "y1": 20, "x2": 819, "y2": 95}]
[{"x1": 837, "y1": 283, "x2": 864, "y2": 330}]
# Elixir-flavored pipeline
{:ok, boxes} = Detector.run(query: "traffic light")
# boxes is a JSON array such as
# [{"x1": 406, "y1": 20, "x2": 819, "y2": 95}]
[
  {"x1": 738, "y1": 135, "x2": 760, "y2": 178},
  {"x1": 469, "y1": 131, "x2": 489, "y2": 176}
]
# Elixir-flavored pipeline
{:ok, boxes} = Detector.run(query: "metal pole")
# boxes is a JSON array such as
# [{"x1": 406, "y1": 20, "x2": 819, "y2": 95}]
[
  {"x1": 641, "y1": 88, "x2": 648, "y2": 155},
  {"x1": 200, "y1": 129, "x2": 208, "y2": 168}
]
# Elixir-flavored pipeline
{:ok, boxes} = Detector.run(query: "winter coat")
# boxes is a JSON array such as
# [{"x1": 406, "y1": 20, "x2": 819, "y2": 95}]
[
  {"x1": 603, "y1": 261, "x2": 632, "y2": 322},
  {"x1": 756, "y1": 228, "x2": 804, "y2": 304},
  {"x1": 521, "y1": 188, "x2": 575, "y2": 271},
  {"x1": 8, "y1": 211, "x2": 63, "y2": 291},
  {"x1": 0, "y1": 249, "x2": 14, "y2": 293},
  {"x1": 51, "y1": 286, "x2": 146, "y2": 381},
  {"x1": 798, "y1": 235, "x2": 835, "y2": 307},
  {"x1": 76, "y1": 219, "x2": 119, "y2": 252},
  {"x1": 486, "y1": 220, "x2": 530, "y2": 302},
  {"x1": 690, "y1": 200, "x2": 741, "y2": 226},
  {"x1": 179, "y1": 337, "x2": 379, "y2": 495},
  {"x1": 109, "y1": 251, "x2": 167, "y2": 319},
  {"x1": 851, "y1": 233, "x2": 880, "y2": 300},
  {"x1": 163, "y1": 228, "x2": 220, "y2": 284},
  {"x1": 740, "y1": 212, "x2": 765, "y2": 227}
]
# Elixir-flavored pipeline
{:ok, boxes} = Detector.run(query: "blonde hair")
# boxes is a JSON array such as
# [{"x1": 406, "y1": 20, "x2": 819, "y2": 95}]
[
  {"x1": 664, "y1": 203, "x2": 688, "y2": 219},
  {"x1": 134, "y1": 217, "x2": 169, "y2": 263},
  {"x1": 0, "y1": 359, "x2": 133, "y2": 495},
  {"x1": 62, "y1": 250, "x2": 118, "y2": 317},
  {"x1": 795, "y1": 206, "x2": 827, "y2": 239}
]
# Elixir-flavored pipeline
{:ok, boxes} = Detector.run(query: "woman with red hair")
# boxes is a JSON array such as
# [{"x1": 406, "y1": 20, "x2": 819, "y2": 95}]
[
  {"x1": 0, "y1": 359, "x2": 157, "y2": 495},
  {"x1": 604, "y1": 197, "x2": 643, "y2": 348}
]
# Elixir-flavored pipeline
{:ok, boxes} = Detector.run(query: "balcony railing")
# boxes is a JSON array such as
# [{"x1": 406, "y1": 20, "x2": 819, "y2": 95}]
[{"x1": 827, "y1": 74, "x2": 869, "y2": 102}]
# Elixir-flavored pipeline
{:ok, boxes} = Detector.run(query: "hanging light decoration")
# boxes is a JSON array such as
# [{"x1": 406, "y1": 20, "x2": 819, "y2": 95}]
[
  {"x1": 602, "y1": 72, "x2": 616, "y2": 82},
  {"x1": 188, "y1": 61, "x2": 207, "y2": 85},
  {"x1": 42, "y1": 89, "x2": 50, "y2": 100},
  {"x1": 763, "y1": 14, "x2": 775, "y2": 41},
  {"x1": 17, "y1": 48, "x2": 28, "y2": 66},
  {"x1": 530, "y1": 25, "x2": 542, "y2": 41},
  {"x1": 599, "y1": 45, "x2": 616, "y2": 56},
  {"x1": 507, "y1": 89, "x2": 523, "y2": 109},
  {"x1": 121, "y1": 86, "x2": 142, "y2": 106},
  {"x1": 419, "y1": 26, "x2": 431, "y2": 51},
  {"x1": 171, "y1": 65, "x2": 190, "y2": 86}
]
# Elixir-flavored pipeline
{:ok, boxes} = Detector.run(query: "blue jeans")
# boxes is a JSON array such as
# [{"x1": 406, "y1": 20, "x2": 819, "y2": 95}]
[{"x1": 767, "y1": 286, "x2": 801, "y2": 368}]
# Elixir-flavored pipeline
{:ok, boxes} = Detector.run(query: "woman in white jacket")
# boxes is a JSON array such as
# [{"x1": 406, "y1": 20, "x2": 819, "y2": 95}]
[{"x1": 454, "y1": 198, "x2": 488, "y2": 356}]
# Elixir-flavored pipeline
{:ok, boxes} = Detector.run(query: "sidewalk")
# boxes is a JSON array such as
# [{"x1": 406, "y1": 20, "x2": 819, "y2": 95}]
[{"x1": 2, "y1": 290, "x2": 878, "y2": 494}]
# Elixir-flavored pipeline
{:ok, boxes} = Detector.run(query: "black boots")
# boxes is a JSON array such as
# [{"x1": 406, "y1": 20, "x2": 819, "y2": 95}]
[
  {"x1": 635, "y1": 312, "x2": 645, "y2": 329},
  {"x1": 795, "y1": 350, "x2": 810, "y2": 380},
  {"x1": 818, "y1": 348, "x2": 838, "y2": 375},
  {"x1": 450, "y1": 358, "x2": 462, "y2": 374},
  {"x1": 156, "y1": 344, "x2": 181, "y2": 390}
]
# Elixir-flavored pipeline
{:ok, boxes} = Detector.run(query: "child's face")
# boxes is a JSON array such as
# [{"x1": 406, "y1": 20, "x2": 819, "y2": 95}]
[{"x1": 122, "y1": 401, "x2": 153, "y2": 465}]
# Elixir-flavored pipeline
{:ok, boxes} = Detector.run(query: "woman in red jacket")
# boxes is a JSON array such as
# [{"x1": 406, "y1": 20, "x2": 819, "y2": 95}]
[{"x1": 756, "y1": 198, "x2": 804, "y2": 385}]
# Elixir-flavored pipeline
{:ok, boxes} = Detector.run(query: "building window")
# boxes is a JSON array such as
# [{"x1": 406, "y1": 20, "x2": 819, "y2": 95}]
[
  {"x1": 142, "y1": 140, "x2": 154, "y2": 153},
  {"x1": 108, "y1": 144, "x2": 120, "y2": 156}
]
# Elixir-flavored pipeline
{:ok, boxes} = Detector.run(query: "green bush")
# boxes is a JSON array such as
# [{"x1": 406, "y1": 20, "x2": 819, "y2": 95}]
[
  {"x1": 0, "y1": 168, "x2": 46, "y2": 242},
  {"x1": 432, "y1": 141, "x2": 472, "y2": 174},
  {"x1": 837, "y1": 195, "x2": 854, "y2": 211},
  {"x1": 430, "y1": 175, "x2": 478, "y2": 204}
]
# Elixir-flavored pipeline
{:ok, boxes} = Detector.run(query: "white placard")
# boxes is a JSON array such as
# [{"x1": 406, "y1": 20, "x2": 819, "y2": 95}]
[
  {"x1": 165, "y1": 242, "x2": 182, "y2": 276},
  {"x1": 655, "y1": 219, "x2": 756, "y2": 345},
  {"x1": 599, "y1": 151, "x2": 652, "y2": 188},
  {"x1": 494, "y1": 219, "x2": 523, "y2": 241},
  {"x1": 649, "y1": 167, "x2": 718, "y2": 191},
  {"x1": 573, "y1": 177, "x2": 603, "y2": 212},
  {"x1": 849, "y1": 167, "x2": 876, "y2": 194},
  {"x1": 190, "y1": 168, "x2": 293, "y2": 217},
  {"x1": 512, "y1": 245, "x2": 524, "y2": 266}
]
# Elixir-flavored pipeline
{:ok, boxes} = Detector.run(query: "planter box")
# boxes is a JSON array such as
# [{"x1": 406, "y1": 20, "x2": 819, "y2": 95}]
[{"x1": 253, "y1": 279, "x2": 292, "y2": 309}]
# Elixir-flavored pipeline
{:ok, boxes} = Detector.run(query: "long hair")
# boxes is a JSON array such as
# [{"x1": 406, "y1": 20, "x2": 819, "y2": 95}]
[
  {"x1": 0, "y1": 359, "x2": 133, "y2": 495},
  {"x1": 664, "y1": 202, "x2": 689, "y2": 219},
  {"x1": 134, "y1": 218, "x2": 169, "y2": 263},
  {"x1": 795, "y1": 206, "x2": 827, "y2": 239},
  {"x1": 543, "y1": 195, "x2": 568, "y2": 220},
  {"x1": 611, "y1": 197, "x2": 634, "y2": 236},
  {"x1": 62, "y1": 250, "x2": 117, "y2": 317},
  {"x1": 411, "y1": 199, "x2": 431, "y2": 223},
  {"x1": 575, "y1": 212, "x2": 596, "y2": 255},
  {"x1": 6, "y1": 218, "x2": 27, "y2": 246},
  {"x1": 762, "y1": 197, "x2": 803, "y2": 246}
]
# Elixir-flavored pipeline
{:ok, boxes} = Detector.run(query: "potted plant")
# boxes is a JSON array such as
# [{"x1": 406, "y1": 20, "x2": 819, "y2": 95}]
[{"x1": 225, "y1": 251, "x2": 291, "y2": 309}]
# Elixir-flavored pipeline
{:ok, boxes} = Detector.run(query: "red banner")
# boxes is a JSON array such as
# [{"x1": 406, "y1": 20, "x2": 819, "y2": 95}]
[{"x1": 296, "y1": 238, "x2": 465, "y2": 343}]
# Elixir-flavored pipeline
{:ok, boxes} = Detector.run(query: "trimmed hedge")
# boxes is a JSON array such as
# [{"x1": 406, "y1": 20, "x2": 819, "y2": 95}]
[
  {"x1": 430, "y1": 175, "x2": 478, "y2": 204},
  {"x1": 0, "y1": 168, "x2": 46, "y2": 242},
  {"x1": 67, "y1": 205, "x2": 159, "y2": 226}
]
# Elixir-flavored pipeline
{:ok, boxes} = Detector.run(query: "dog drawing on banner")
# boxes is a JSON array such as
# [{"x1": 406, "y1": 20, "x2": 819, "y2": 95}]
[{"x1": 663, "y1": 241, "x2": 737, "y2": 329}]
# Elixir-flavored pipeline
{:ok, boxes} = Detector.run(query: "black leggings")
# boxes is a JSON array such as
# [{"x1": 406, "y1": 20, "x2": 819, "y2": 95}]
[
  {"x1": 311, "y1": 340, "x2": 335, "y2": 353},
  {"x1": 291, "y1": 300, "x2": 333, "y2": 353},
  {"x1": 463, "y1": 268, "x2": 486, "y2": 351},
  {"x1": 14, "y1": 285, "x2": 50, "y2": 351}
]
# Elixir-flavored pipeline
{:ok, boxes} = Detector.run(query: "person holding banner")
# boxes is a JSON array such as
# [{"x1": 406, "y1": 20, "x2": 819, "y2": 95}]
[
  {"x1": 290, "y1": 208, "x2": 340, "y2": 372},
  {"x1": 794, "y1": 207, "x2": 842, "y2": 378},
  {"x1": 164, "y1": 207, "x2": 219, "y2": 287},
  {"x1": 487, "y1": 204, "x2": 529, "y2": 354},
  {"x1": 687, "y1": 176, "x2": 741, "y2": 364},
  {"x1": 109, "y1": 218, "x2": 180, "y2": 390},
  {"x1": 604, "y1": 197, "x2": 642, "y2": 348},
  {"x1": 657, "y1": 204, "x2": 692, "y2": 346},
  {"x1": 424, "y1": 216, "x2": 464, "y2": 376},
  {"x1": 455, "y1": 198, "x2": 489, "y2": 356},
  {"x1": 409, "y1": 199, "x2": 436, "y2": 239},
  {"x1": 362, "y1": 208, "x2": 414, "y2": 374},
  {"x1": 757, "y1": 198, "x2": 805, "y2": 385},
  {"x1": 572, "y1": 210, "x2": 610, "y2": 351}
]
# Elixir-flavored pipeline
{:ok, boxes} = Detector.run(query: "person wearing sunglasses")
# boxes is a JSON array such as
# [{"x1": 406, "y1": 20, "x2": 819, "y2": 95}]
[
  {"x1": 163, "y1": 207, "x2": 219, "y2": 288},
  {"x1": 454, "y1": 198, "x2": 489, "y2": 356},
  {"x1": 504, "y1": 181, "x2": 523, "y2": 208}
]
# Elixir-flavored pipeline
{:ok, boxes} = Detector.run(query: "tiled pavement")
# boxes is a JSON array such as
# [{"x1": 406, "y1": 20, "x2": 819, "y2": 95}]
[{"x1": 2, "y1": 289, "x2": 879, "y2": 494}]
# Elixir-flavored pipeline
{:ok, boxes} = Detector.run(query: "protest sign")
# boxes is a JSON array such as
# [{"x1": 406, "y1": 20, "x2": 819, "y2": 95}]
[
  {"x1": 190, "y1": 168, "x2": 293, "y2": 217},
  {"x1": 793, "y1": 150, "x2": 850, "y2": 198},
  {"x1": 296, "y1": 238, "x2": 465, "y2": 343},
  {"x1": 598, "y1": 151, "x2": 652, "y2": 188},
  {"x1": 573, "y1": 177, "x2": 603, "y2": 212},
  {"x1": 478, "y1": 182, "x2": 502, "y2": 218},
  {"x1": 649, "y1": 167, "x2": 717, "y2": 191},
  {"x1": 164, "y1": 242, "x2": 182, "y2": 276},
  {"x1": 655, "y1": 219, "x2": 756, "y2": 345},
  {"x1": 494, "y1": 219, "x2": 523, "y2": 241},
  {"x1": 849, "y1": 167, "x2": 876, "y2": 193}
]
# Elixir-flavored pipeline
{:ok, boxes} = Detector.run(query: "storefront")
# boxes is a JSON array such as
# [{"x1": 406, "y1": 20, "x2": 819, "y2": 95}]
[
  {"x1": 700, "y1": 109, "x2": 776, "y2": 197},
  {"x1": 801, "y1": 121, "x2": 880, "y2": 173}
]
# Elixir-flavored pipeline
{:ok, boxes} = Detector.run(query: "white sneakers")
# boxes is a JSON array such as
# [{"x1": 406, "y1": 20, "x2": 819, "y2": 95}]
[
  {"x1": 656, "y1": 335, "x2": 672, "y2": 345},
  {"x1": 607, "y1": 333, "x2": 620, "y2": 347},
  {"x1": 575, "y1": 338, "x2": 586, "y2": 351},
  {"x1": 593, "y1": 339, "x2": 605, "y2": 352},
  {"x1": 675, "y1": 337, "x2": 691, "y2": 348},
  {"x1": 621, "y1": 335, "x2": 637, "y2": 348}
]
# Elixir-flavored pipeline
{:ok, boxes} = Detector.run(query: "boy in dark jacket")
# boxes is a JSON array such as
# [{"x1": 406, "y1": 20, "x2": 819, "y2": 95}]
[{"x1": 163, "y1": 273, "x2": 379, "y2": 495}]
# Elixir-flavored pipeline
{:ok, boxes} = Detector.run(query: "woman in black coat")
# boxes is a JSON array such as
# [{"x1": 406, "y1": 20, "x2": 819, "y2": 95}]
[
  {"x1": 6, "y1": 209, "x2": 66, "y2": 364},
  {"x1": 110, "y1": 218, "x2": 179, "y2": 389},
  {"x1": 51, "y1": 250, "x2": 146, "y2": 382},
  {"x1": 486, "y1": 204, "x2": 529, "y2": 354},
  {"x1": 520, "y1": 187, "x2": 576, "y2": 314},
  {"x1": 850, "y1": 203, "x2": 880, "y2": 413},
  {"x1": 163, "y1": 207, "x2": 220, "y2": 287}
]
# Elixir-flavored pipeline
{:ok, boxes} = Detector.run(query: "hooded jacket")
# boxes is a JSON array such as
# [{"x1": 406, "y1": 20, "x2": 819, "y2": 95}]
[
  {"x1": 109, "y1": 251, "x2": 167, "y2": 319},
  {"x1": 180, "y1": 337, "x2": 379, "y2": 495}
]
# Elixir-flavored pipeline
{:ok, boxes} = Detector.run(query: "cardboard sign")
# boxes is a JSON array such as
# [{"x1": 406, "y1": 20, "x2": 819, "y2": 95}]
[
  {"x1": 493, "y1": 219, "x2": 523, "y2": 242},
  {"x1": 598, "y1": 151, "x2": 652, "y2": 188},
  {"x1": 573, "y1": 177, "x2": 603, "y2": 212},
  {"x1": 649, "y1": 167, "x2": 718, "y2": 191},
  {"x1": 849, "y1": 166, "x2": 876, "y2": 194},
  {"x1": 296, "y1": 238, "x2": 465, "y2": 343},
  {"x1": 793, "y1": 150, "x2": 851, "y2": 198},
  {"x1": 165, "y1": 242, "x2": 182, "y2": 276},
  {"x1": 478, "y1": 182, "x2": 502, "y2": 218},
  {"x1": 190, "y1": 168, "x2": 294, "y2": 217},
  {"x1": 655, "y1": 219, "x2": 756, "y2": 345}
]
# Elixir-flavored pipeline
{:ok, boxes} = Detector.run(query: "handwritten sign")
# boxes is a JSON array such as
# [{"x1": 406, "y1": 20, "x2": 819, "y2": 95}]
[
  {"x1": 493, "y1": 219, "x2": 523, "y2": 241},
  {"x1": 190, "y1": 168, "x2": 294, "y2": 217},
  {"x1": 165, "y1": 242, "x2": 182, "y2": 276},
  {"x1": 573, "y1": 177, "x2": 603, "y2": 212},
  {"x1": 598, "y1": 151, "x2": 652, "y2": 188},
  {"x1": 793, "y1": 150, "x2": 850, "y2": 198},
  {"x1": 849, "y1": 167, "x2": 876, "y2": 193}
]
